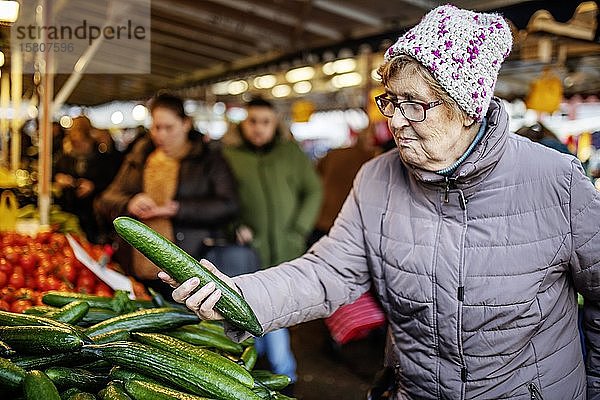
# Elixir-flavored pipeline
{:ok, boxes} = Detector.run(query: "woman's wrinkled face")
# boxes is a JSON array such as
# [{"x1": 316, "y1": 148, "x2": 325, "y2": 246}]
[
  {"x1": 150, "y1": 107, "x2": 190, "y2": 157},
  {"x1": 241, "y1": 106, "x2": 278, "y2": 148},
  {"x1": 385, "y1": 73, "x2": 474, "y2": 171}
]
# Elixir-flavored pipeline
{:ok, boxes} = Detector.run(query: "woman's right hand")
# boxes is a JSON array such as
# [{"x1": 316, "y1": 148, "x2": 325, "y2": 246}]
[
  {"x1": 158, "y1": 258, "x2": 240, "y2": 321},
  {"x1": 127, "y1": 193, "x2": 158, "y2": 219}
]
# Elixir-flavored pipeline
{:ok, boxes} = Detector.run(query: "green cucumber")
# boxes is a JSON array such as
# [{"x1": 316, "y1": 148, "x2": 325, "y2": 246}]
[
  {"x1": 0, "y1": 356, "x2": 27, "y2": 388},
  {"x1": 85, "y1": 308, "x2": 199, "y2": 338},
  {"x1": 43, "y1": 292, "x2": 116, "y2": 310},
  {"x1": 113, "y1": 217, "x2": 262, "y2": 336},
  {"x1": 124, "y1": 379, "x2": 212, "y2": 400},
  {"x1": 25, "y1": 306, "x2": 58, "y2": 315},
  {"x1": 79, "y1": 308, "x2": 119, "y2": 326},
  {"x1": 98, "y1": 382, "x2": 132, "y2": 400},
  {"x1": 0, "y1": 310, "x2": 91, "y2": 344},
  {"x1": 0, "y1": 326, "x2": 85, "y2": 353},
  {"x1": 0, "y1": 339, "x2": 15, "y2": 357},
  {"x1": 65, "y1": 393, "x2": 97, "y2": 400},
  {"x1": 61, "y1": 387, "x2": 82, "y2": 399},
  {"x1": 132, "y1": 332, "x2": 253, "y2": 387},
  {"x1": 45, "y1": 301, "x2": 90, "y2": 325},
  {"x1": 166, "y1": 325, "x2": 243, "y2": 354},
  {"x1": 23, "y1": 370, "x2": 61, "y2": 400},
  {"x1": 81, "y1": 341, "x2": 261, "y2": 400},
  {"x1": 250, "y1": 370, "x2": 292, "y2": 390},
  {"x1": 241, "y1": 345, "x2": 258, "y2": 370},
  {"x1": 42, "y1": 291, "x2": 148, "y2": 314},
  {"x1": 12, "y1": 352, "x2": 88, "y2": 370},
  {"x1": 91, "y1": 329, "x2": 130, "y2": 345},
  {"x1": 109, "y1": 367, "x2": 160, "y2": 385},
  {"x1": 45, "y1": 366, "x2": 108, "y2": 390}
]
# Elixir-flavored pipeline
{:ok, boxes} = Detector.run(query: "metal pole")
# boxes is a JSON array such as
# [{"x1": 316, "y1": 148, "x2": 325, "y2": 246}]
[
  {"x1": 37, "y1": 0, "x2": 54, "y2": 227},
  {"x1": 10, "y1": 48, "x2": 22, "y2": 172}
]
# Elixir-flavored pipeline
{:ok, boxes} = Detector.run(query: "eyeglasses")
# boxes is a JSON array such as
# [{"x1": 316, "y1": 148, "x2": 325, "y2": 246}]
[{"x1": 374, "y1": 94, "x2": 443, "y2": 122}]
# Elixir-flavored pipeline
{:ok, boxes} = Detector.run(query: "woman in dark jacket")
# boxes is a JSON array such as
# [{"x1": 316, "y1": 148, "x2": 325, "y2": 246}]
[{"x1": 95, "y1": 93, "x2": 239, "y2": 296}]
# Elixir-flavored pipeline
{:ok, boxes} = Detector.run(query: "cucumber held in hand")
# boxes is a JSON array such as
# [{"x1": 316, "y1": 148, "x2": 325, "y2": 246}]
[{"x1": 113, "y1": 216, "x2": 263, "y2": 336}]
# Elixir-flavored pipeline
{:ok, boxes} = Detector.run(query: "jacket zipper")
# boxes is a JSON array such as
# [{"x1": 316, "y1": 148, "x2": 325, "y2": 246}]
[{"x1": 528, "y1": 383, "x2": 544, "y2": 400}]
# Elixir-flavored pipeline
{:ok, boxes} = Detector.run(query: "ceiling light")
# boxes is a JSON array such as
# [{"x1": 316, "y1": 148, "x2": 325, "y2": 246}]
[
  {"x1": 293, "y1": 81, "x2": 312, "y2": 94},
  {"x1": 253, "y1": 74, "x2": 277, "y2": 89},
  {"x1": 59, "y1": 115, "x2": 73, "y2": 129},
  {"x1": 228, "y1": 80, "x2": 248, "y2": 95},
  {"x1": 212, "y1": 81, "x2": 232, "y2": 96},
  {"x1": 332, "y1": 58, "x2": 356, "y2": 74},
  {"x1": 323, "y1": 58, "x2": 357, "y2": 75},
  {"x1": 110, "y1": 111, "x2": 124, "y2": 125},
  {"x1": 285, "y1": 66, "x2": 315, "y2": 83},
  {"x1": 272, "y1": 84, "x2": 291, "y2": 98},
  {"x1": 132, "y1": 104, "x2": 147, "y2": 121},
  {"x1": 213, "y1": 102, "x2": 226, "y2": 115},
  {"x1": 332, "y1": 72, "x2": 362, "y2": 88},
  {"x1": 0, "y1": 1, "x2": 19, "y2": 25}
]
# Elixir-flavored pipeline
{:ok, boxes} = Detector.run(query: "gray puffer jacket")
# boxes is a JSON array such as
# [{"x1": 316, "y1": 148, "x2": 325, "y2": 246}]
[{"x1": 233, "y1": 98, "x2": 600, "y2": 399}]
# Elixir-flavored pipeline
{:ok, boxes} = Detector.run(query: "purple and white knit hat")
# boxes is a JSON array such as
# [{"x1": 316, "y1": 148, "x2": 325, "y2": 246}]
[{"x1": 384, "y1": 5, "x2": 513, "y2": 121}]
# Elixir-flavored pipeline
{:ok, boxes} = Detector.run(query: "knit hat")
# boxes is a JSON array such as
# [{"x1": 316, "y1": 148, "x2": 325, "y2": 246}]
[{"x1": 384, "y1": 5, "x2": 513, "y2": 121}]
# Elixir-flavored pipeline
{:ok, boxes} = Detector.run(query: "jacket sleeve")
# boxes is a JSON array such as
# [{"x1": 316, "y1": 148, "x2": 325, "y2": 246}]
[
  {"x1": 232, "y1": 166, "x2": 371, "y2": 334},
  {"x1": 290, "y1": 145, "x2": 323, "y2": 237},
  {"x1": 567, "y1": 160, "x2": 600, "y2": 398},
  {"x1": 175, "y1": 150, "x2": 239, "y2": 226},
  {"x1": 94, "y1": 154, "x2": 143, "y2": 223}
]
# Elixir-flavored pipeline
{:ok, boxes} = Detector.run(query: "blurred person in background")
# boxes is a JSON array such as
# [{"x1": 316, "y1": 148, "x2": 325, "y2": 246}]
[
  {"x1": 516, "y1": 122, "x2": 572, "y2": 155},
  {"x1": 53, "y1": 116, "x2": 117, "y2": 242},
  {"x1": 222, "y1": 97, "x2": 322, "y2": 394},
  {"x1": 308, "y1": 129, "x2": 377, "y2": 247},
  {"x1": 162, "y1": 5, "x2": 600, "y2": 399},
  {"x1": 95, "y1": 93, "x2": 239, "y2": 297}
]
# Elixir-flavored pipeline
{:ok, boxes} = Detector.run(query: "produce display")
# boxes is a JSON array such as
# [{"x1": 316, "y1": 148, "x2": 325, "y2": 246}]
[
  {"x1": 0, "y1": 231, "x2": 126, "y2": 314},
  {"x1": 0, "y1": 291, "x2": 294, "y2": 399}
]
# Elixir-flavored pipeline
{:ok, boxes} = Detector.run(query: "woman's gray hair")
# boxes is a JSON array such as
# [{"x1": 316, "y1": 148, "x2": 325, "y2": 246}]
[{"x1": 377, "y1": 55, "x2": 468, "y2": 123}]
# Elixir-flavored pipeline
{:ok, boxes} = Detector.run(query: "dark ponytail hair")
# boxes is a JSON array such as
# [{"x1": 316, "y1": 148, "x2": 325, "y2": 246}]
[{"x1": 149, "y1": 93, "x2": 187, "y2": 120}]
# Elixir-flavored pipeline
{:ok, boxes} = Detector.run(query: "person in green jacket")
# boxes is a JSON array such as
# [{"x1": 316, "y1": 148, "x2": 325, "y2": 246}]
[{"x1": 223, "y1": 97, "x2": 322, "y2": 391}]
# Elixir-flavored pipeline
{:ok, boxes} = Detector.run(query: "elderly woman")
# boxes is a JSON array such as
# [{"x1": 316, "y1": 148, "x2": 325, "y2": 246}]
[{"x1": 161, "y1": 6, "x2": 600, "y2": 399}]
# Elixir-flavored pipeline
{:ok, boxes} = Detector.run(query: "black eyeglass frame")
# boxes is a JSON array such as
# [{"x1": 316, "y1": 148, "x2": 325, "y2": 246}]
[{"x1": 374, "y1": 94, "x2": 443, "y2": 122}]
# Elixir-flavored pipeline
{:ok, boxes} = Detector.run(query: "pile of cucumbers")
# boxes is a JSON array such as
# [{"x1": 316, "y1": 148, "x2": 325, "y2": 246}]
[{"x1": 0, "y1": 290, "x2": 293, "y2": 400}]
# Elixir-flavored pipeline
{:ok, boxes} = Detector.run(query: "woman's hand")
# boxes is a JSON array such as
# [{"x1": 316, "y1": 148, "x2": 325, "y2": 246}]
[
  {"x1": 235, "y1": 225, "x2": 254, "y2": 244},
  {"x1": 158, "y1": 258, "x2": 239, "y2": 320}
]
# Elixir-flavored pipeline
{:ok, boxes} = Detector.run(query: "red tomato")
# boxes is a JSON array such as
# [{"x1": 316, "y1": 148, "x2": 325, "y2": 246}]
[
  {"x1": 56, "y1": 263, "x2": 77, "y2": 283},
  {"x1": 78, "y1": 268, "x2": 95, "y2": 280},
  {"x1": 0, "y1": 258, "x2": 13, "y2": 275},
  {"x1": 1, "y1": 233, "x2": 17, "y2": 247},
  {"x1": 19, "y1": 254, "x2": 37, "y2": 273},
  {"x1": 0, "y1": 271, "x2": 6, "y2": 288},
  {"x1": 0, "y1": 287, "x2": 16, "y2": 303},
  {"x1": 95, "y1": 282, "x2": 113, "y2": 297},
  {"x1": 76, "y1": 275, "x2": 96, "y2": 293},
  {"x1": 0, "y1": 299, "x2": 10, "y2": 311},
  {"x1": 8, "y1": 269, "x2": 25, "y2": 289},
  {"x1": 35, "y1": 275, "x2": 47, "y2": 291},
  {"x1": 14, "y1": 288, "x2": 33, "y2": 300},
  {"x1": 11, "y1": 299, "x2": 32, "y2": 313},
  {"x1": 56, "y1": 282, "x2": 73, "y2": 292},
  {"x1": 44, "y1": 276, "x2": 60, "y2": 291},
  {"x1": 36, "y1": 231, "x2": 52, "y2": 244},
  {"x1": 4, "y1": 247, "x2": 20, "y2": 264}
]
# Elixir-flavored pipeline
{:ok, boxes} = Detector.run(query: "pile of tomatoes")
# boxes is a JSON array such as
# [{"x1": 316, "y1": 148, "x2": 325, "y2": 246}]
[{"x1": 0, "y1": 231, "x2": 115, "y2": 313}]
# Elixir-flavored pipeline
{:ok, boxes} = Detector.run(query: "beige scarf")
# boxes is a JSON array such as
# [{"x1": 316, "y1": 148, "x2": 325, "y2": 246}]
[{"x1": 132, "y1": 149, "x2": 180, "y2": 279}]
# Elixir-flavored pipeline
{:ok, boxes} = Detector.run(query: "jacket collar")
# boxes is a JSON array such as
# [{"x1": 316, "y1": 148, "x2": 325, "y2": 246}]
[{"x1": 408, "y1": 97, "x2": 509, "y2": 192}]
